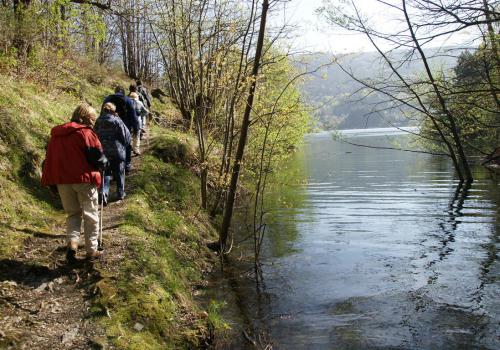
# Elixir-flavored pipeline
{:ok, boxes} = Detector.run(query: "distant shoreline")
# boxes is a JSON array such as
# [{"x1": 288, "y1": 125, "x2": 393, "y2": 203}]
[{"x1": 308, "y1": 126, "x2": 419, "y2": 138}]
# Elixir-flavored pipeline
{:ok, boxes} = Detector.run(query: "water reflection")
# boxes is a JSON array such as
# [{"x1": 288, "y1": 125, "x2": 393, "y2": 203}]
[{"x1": 225, "y1": 129, "x2": 499, "y2": 349}]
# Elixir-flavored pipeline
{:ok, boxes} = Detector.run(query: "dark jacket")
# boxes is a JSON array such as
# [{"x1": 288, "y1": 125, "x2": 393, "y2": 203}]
[
  {"x1": 102, "y1": 93, "x2": 140, "y2": 132},
  {"x1": 137, "y1": 85, "x2": 151, "y2": 108},
  {"x1": 41, "y1": 122, "x2": 105, "y2": 187},
  {"x1": 94, "y1": 113, "x2": 131, "y2": 161}
]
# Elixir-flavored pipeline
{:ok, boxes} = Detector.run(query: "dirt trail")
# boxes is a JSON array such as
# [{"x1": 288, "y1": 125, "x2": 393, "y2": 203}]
[{"x1": 0, "y1": 152, "x2": 143, "y2": 349}]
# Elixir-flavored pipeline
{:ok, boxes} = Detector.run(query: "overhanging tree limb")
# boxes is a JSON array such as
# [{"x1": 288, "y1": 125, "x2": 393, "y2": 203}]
[{"x1": 402, "y1": 0, "x2": 473, "y2": 181}]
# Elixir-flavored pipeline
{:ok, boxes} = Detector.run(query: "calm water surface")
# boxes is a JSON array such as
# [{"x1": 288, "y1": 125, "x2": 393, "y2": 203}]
[{"x1": 222, "y1": 129, "x2": 500, "y2": 350}]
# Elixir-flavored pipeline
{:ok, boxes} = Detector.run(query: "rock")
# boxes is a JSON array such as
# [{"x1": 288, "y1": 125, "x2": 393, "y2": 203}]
[
  {"x1": 90, "y1": 336, "x2": 108, "y2": 350},
  {"x1": 54, "y1": 277, "x2": 64, "y2": 285},
  {"x1": 133, "y1": 322, "x2": 144, "y2": 331},
  {"x1": 61, "y1": 327, "x2": 79, "y2": 344},
  {"x1": 3, "y1": 281, "x2": 17, "y2": 287},
  {"x1": 35, "y1": 283, "x2": 48, "y2": 292},
  {"x1": 151, "y1": 88, "x2": 167, "y2": 98},
  {"x1": 34, "y1": 281, "x2": 54, "y2": 293}
]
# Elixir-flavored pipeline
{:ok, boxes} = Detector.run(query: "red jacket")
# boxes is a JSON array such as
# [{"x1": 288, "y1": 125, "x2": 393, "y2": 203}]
[{"x1": 41, "y1": 122, "x2": 103, "y2": 187}]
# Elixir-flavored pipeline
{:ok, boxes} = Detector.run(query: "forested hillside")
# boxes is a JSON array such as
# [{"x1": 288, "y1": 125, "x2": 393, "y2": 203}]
[{"x1": 299, "y1": 48, "x2": 463, "y2": 129}]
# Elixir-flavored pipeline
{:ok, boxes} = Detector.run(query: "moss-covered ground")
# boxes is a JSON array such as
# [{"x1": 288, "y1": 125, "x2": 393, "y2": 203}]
[{"x1": 93, "y1": 129, "x2": 224, "y2": 349}]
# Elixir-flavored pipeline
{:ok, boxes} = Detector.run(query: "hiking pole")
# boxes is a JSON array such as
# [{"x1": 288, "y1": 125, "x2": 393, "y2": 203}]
[
  {"x1": 146, "y1": 112, "x2": 151, "y2": 150},
  {"x1": 98, "y1": 170, "x2": 104, "y2": 251}
]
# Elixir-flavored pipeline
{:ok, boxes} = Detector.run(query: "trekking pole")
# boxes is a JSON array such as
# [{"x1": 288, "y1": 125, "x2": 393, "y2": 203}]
[
  {"x1": 146, "y1": 112, "x2": 151, "y2": 150},
  {"x1": 98, "y1": 170, "x2": 104, "y2": 251}
]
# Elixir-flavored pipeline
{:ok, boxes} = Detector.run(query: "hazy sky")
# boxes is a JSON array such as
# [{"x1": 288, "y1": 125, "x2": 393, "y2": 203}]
[
  {"x1": 270, "y1": 0, "x2": 380, "y2": 53},
  {"x1": 271, "y1": 0, "x2": 479, "y2": 53}
]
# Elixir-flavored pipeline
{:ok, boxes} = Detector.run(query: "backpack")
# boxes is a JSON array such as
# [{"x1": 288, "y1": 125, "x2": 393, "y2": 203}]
[
  {"x1": 131, "y1": 99, "x2": 142, "y2": 116},
  {"x1": 105, "y1": 94, "x2": 128, "y2": 119},
  {"x1": 137, "y1": 86, "x2": 151, "y2": 108}
]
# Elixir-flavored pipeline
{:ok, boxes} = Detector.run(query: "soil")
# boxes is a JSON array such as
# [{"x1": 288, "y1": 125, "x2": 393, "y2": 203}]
[{"x1": 0, "y1": 152, "x2": 143, "y2": 349}]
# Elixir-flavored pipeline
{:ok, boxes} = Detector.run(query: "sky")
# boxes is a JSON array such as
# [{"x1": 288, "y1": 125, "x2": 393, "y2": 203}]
[
  {"x1": 270, "y1": 0, "x2": 384, "y2": 53},
  {"x1": 270, "y1": 0, "x2": 480, "y2": 54}
]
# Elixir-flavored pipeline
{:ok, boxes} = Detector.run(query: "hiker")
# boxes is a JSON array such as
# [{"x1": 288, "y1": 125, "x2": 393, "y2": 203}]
[
  {"x1": 102, "y1": 86, "x2": 139, "y2": 173},
  {"x1": 94, "y1": 102, "x2": 131, "y2": 204},
  {"x1": 136, "y1": 80, "x2": 152, "y2": 109},
  {"x1": 129, "y1": 84, "x2": 146, "y2": 106},
  {"x1": 129, "y1": 86, "x2": 149, "y2": 131},
  {"x1": 129, "y1": 92, "x2": 149, "y2": 155},
  {"x1": 41, "y1": 103, "x2": 107, "y2": 261}
]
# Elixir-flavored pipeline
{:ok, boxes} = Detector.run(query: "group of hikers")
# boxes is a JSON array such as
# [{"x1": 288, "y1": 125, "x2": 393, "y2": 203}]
[{"x1": 41, "y1": 80, "x2": 152, "y2": 262}]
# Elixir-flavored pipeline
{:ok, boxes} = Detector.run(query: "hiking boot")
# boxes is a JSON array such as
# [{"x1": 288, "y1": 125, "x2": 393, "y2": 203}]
[
  {"x1": 66, "y1": 241, "x2": 78, "y2": 263},
  {"x1": 66, "y1": 249, "x2": 77, "y2": 263},
  {"x1": 98, "y1": 195, "x2": 108, "y2": 206},
  {"x1": 86, "y1": 250, "x2": 103, "y2": 261}
]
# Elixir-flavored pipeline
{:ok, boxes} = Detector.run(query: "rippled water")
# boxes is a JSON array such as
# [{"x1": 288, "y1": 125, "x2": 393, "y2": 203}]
[{"x1": 221, "y1": 129, "x2": 500, "y2": 349}]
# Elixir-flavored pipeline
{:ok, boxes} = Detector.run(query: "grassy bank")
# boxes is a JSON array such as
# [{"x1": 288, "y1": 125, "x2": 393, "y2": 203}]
[
  {"x1": 93, "y1": 128, "x2": 223, "y2": 348},
  {"x1": 0, "y1": 65, "x2": 227, "y2": 348}
]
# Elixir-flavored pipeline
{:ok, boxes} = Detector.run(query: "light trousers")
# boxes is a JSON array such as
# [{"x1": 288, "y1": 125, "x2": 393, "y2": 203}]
[
  {"x1": 133, "y1": 132, "x2": 141, "y2": 154},
  {"x1": 57, "y1": 183, "x2": 99, "y2": 253}
]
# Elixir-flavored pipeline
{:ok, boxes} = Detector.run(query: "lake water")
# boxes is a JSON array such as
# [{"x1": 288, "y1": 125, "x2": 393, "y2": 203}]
[{"x1": 219, "y1": 128, "x2": 500, "y2": 349}]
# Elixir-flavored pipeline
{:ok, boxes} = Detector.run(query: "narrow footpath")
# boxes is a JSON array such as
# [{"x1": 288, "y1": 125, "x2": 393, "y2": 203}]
[{"x1": 0, "y1": 150, "x2": 144, "y2": 349}]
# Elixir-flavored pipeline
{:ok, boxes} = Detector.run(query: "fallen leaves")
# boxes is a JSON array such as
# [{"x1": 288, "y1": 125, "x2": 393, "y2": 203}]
[{"x1": 61, "y1": 327, "x2": 79, "y2": 344}]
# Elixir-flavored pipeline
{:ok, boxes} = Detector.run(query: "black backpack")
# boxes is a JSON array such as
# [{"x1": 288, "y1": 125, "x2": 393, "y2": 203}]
[
  {"x1": 137, "y1": 86, "x2": 151, "y2": 108},
  {"x1": 104, "y1": 94, "x2": 128, "y2": 119}
]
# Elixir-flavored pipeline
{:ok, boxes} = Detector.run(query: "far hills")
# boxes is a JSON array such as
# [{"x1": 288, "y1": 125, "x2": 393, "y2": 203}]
[{"x1": 296, "y1": 47, "x2": 466, "y2": 130}]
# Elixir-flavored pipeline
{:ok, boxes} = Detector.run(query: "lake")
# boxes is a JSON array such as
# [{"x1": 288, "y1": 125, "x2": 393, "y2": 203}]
[{"x1": 218, "y1": 128, "x2": 500, "y2": 349}]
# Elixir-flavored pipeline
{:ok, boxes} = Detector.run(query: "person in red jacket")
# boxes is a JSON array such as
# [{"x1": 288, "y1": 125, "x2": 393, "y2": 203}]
[{"x1": 42, "y1": 103, "x2": 107, "y2": 262}]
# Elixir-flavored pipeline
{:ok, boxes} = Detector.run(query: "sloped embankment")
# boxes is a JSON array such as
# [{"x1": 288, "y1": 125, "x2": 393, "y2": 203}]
[
  {"x1": 93, "y1": 128, "x2": 222, "y2": 349},
  {"x1": 0, "y1": 71, "x2": 224, "y2": 349}
]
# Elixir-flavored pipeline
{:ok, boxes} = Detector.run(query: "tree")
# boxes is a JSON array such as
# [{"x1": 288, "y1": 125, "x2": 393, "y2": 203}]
[
  {"x1": 219, "y1": 0, "x2": 270, "y2": 251},
  {"x1": 151, "y1": 0, "x2": 261, "y2": 209},
  {"x1": 318, "y1": 0, "x2": 500, "y2": 181}
]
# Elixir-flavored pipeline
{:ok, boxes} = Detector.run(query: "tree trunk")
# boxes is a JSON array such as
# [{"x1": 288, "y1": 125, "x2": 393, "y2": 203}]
[
  {"x1": 219, "y1": 0, "x2": 269, "y2": 251},
  {"x1": 403, "y1": 0, "x2": 473, "y2": 182}
]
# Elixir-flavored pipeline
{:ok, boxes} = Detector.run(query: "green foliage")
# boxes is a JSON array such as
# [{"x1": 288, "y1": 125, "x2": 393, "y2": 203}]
[
  {"x1": 207, "y1": 301, "x2": 231, "y2": 332},
  {"x1": 150, "y1": 129, "x2": 197, "y2": 166},
  {"x1": 0, "y1": 0, "x2": 109, "y2": 80},
  {"x1": 419, "y1": 43, "x2": 499, "y2": 155},
  {"x1": 0, "y1": 76, "x2": 69, "y2": 257},
  {"x1": 246, "y1": 49, "x2": 311, "y2": 176},
  {"x1": 133, "y1": 151, "x2": 198, "y2": 211}
]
